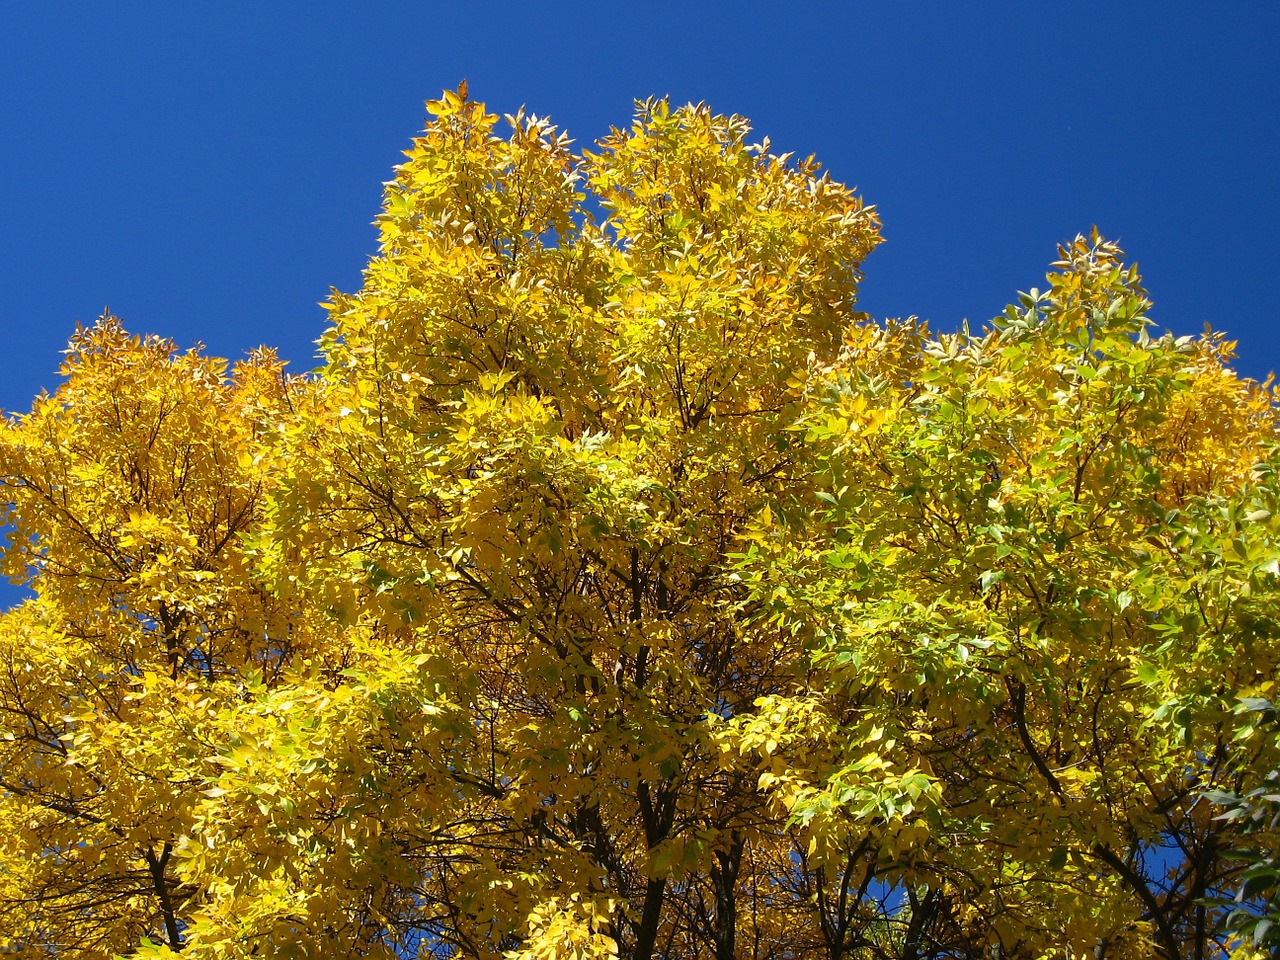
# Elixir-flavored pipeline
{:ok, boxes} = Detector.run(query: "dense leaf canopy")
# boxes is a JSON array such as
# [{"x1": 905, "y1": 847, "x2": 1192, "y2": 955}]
[{"x1": 1, "y1": 88, "x2": 1277, "y2": 960}]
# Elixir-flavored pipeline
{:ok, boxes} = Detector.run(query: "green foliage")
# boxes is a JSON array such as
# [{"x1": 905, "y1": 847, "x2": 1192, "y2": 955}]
[{"x1": 1205, "y1": 698, "x2": 1280, "y2": 952}]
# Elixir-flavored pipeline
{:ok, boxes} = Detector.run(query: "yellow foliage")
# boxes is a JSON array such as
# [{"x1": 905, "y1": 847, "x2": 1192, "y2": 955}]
[{"x1": 1, "y1": 92, "x2": 1276, "y2": 960}]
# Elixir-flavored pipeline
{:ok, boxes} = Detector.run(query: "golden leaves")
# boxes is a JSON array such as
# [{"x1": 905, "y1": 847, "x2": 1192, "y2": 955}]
[{"x1": 3, "y1": 91, "x2": 1275, "y2": 960}]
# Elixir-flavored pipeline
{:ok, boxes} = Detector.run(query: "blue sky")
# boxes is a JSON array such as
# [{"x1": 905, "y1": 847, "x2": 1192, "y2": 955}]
[{"x1": 2, "y1": 0, "x2": 1277, "y2": 413}]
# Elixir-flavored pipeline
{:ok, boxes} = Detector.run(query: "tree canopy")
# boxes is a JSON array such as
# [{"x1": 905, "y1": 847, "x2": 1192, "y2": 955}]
[{"x1": 1, "y1": 88, "x2": 1277, "y2": 960}]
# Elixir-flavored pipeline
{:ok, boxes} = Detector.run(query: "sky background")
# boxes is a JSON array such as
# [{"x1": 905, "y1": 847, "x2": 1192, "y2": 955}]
[{"x1": 2, "y1": 2, "x2": 1277, "y2": 407}]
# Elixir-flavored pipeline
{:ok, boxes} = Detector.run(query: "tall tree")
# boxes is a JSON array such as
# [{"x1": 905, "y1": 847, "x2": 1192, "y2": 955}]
[
  {"x1": 733, "y1": 233, "x2": 1280, "y2": 960},
  {"x1": 1, "y1": 90, "x2": 1275, "y2": 960}
]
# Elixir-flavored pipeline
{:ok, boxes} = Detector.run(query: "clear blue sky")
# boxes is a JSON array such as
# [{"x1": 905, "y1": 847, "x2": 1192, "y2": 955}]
[{"x1": 2, "y1": 0, "x2": 1277, "y2": 413}]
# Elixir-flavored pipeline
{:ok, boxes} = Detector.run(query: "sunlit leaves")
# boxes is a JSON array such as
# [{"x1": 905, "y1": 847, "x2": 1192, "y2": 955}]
[
  {"x1": 735, "y1": 232, "x2": 1280, "y2": 959},
  {"x1": 1, "y1": 90, "x2": 1276, "y2": 960}
]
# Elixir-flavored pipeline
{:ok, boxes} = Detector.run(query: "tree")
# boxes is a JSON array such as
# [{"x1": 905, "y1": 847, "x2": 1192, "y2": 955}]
[
  {"x1": 0, "y1": 88, "x2": 1276, "y2": 960},
  {"x1": 0, "y1": 321, "x2": 305, "y2": 954},
  {"x1": 733, "y1": 233, "x2": 1280, "y2": 960}
]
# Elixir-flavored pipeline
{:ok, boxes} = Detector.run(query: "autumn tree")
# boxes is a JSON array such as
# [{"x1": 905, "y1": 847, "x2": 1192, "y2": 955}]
[
  {"x1": 0, "y1": 321, "x2": 314, "y2": 953},
  {"x1": 1, "y1": 89, "x2": 1276, "y2": 960}
]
